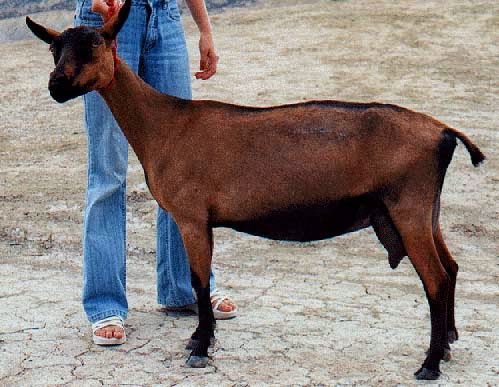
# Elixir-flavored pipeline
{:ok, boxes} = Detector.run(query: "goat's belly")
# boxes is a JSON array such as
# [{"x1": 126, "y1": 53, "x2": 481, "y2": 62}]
[{"x1": 216, "y1": 196, "x2": 372, "y2": 242}]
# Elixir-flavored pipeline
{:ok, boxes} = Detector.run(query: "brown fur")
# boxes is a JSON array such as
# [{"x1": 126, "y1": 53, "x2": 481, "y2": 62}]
[{"x1": 26, "y1": 1, "x2": 485, "y2": 378}]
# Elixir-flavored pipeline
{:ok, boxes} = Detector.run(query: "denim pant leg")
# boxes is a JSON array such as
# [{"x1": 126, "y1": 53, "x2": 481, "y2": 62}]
[
  {"x1": 142, "y1": 0, "x2": 215, "y2": 306},
  {"x1": 77, "y1": 1, "x2": 145, "y2": 323},
  {"x1": 82, "y1": 91, "x2": 129, "y2": 323}
]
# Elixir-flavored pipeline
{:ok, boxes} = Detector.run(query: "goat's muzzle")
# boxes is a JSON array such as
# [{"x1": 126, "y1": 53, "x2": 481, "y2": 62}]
[{"x1": 48, "y1": 71, "x2": 84, "y2": 103}]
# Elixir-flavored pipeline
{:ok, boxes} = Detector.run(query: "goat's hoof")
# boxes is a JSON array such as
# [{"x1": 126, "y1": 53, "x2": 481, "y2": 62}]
[
  {"x1": 414, "y1": 367, "x2": 440, "y2": 380},
  {"x1": 186, "y1": 355, "x2": 210, "y2": 368},
  {"x1": 448, "y1": 329, "x2": 459, "y2": 343}
]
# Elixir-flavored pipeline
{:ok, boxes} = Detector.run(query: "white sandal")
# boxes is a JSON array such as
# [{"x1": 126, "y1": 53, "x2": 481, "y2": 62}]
[
  {"x1": 92, "y1": 316, "x2": 126, "y2": 345},
  {"x1": 210, "y1": 290, "x2": 238, "y2": 320},
  {"x1": 165, "y1": 290, "x2": 238, "y2": 320}
]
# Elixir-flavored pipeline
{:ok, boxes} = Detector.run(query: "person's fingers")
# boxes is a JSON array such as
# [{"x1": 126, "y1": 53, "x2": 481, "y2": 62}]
[
  {"x1": 200, "y1": 56, "x2": 208, "y2": 71},
  {"x1": 195, "y1": 52, "x2": 218, "y2": 80},
  {"x1": 91, "y1": 0, "x2": 108, "y2": 16},
  {"x1": 92, "y1": 0, "x2": 123, "y2": 21}
]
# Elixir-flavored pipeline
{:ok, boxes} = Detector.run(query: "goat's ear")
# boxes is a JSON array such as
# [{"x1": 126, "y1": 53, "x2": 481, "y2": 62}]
[
  {"x1": 99, "y1": 0, "x2": 132, "y2": 41},
  {"x1": 25, "y1": 17, "x2": 60, "y2": 44}
]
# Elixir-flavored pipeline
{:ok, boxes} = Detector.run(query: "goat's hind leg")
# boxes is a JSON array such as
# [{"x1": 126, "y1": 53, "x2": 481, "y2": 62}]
[
  {"x1": 390, "y1": 211, "x2": 450, "y2": 380},
  {"x1": 434, "y1": 223, "x2": 459, "y2": 346}
]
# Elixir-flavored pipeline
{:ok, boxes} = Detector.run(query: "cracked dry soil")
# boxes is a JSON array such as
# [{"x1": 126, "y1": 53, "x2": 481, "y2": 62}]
[{"x1": 0, "y1": 1, "x2": 498, "y2": 386}]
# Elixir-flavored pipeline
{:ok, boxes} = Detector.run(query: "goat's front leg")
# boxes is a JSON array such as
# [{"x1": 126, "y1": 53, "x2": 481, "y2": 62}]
[{"x1": 177, "y1": 220, "x2": 215, "y2": 368}]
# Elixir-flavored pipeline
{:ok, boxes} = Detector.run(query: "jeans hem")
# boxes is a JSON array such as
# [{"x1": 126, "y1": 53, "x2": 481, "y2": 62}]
[
  {"x1": 157, "y1": 296, "x2": 196, "y2": 307},
  {"x1": 88, "y1": 309, "x2": 128, "y2": 324},
  {"x1": 157, "y1": 286, "x2": 219, "y2": 307}
]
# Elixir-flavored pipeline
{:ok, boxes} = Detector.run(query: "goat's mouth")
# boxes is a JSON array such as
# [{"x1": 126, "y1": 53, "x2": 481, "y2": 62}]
[{"x1": 48, "y1": 79, "x2": 87, "y2": 103}]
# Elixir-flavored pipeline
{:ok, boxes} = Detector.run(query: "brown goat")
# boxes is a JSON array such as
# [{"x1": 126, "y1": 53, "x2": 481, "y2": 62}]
[{"x1": 26, "y1": 0, "x2": 485, "y2": 380}]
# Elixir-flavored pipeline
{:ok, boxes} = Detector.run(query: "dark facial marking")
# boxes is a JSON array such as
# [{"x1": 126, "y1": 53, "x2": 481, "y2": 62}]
[
  {"x1": 55, "y1": 27, "x2": 103, "y2": 66},
  {"x1": 48, "y1": 27, "x2": 105, "y2": 102}
]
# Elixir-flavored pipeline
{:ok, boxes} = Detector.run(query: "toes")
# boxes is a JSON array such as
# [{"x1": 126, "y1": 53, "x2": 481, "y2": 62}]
[
  {"x1": 95, "y1": 326, "x2": 124, "y2": 339},
  {"x1": 217, "y1": 302, "x2": 232, "y2": 312},
  {"x1": 212, "y1": 298, "x2": 236, "y2": 312}
]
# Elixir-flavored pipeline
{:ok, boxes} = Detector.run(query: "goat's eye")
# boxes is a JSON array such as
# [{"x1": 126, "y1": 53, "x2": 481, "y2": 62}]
[{"x1": 49, "y1": 45, "x2": 55, "y2": 53}]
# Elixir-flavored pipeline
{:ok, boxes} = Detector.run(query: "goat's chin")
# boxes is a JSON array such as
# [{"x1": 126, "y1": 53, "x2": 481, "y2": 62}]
[{"x1": 49, "y1": 86, "x2": 87, "y2": 103}]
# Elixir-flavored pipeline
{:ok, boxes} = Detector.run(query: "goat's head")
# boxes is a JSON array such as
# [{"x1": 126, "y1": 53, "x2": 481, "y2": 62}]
[{"x1": 25, "y1": 0, "x2": 131, "y2": 103}]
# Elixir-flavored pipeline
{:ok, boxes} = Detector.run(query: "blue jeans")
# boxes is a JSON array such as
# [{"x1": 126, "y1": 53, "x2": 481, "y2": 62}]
[{"x1": 75, "y1": 0, "x2": 216, "y2": 323}]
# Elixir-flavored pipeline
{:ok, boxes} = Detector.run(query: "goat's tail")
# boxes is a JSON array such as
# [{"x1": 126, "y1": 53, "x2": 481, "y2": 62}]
[{"x1": 445, "y1": 127, "x2": 486, "y2": 167}]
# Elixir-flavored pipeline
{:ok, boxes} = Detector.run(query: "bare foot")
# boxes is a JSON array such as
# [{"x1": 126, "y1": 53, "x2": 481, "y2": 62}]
[
  {"x1": 92, "y1": 316, "x2": 126, "y2": 345},
  {"x1": 211, "y1": 293, "x2": 237, "y2": 319},
  {"x1": 213, "y1": 297, "x2": 236, "y2": 313},
  {"x1": 164, "y1": 292, "x2": 237, "y2": 319}
]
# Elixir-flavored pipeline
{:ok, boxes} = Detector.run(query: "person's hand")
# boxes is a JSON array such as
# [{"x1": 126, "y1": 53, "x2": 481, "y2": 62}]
[
  {"x1": 195, "y1": 31, "x2": 218, "y2": 80},
  {"x1": 92, "y1": 0, "x2": 122, "y2": 22}
]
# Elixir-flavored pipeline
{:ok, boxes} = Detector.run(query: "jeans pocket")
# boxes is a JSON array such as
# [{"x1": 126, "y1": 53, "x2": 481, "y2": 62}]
[
  {"x1": 165, "y1": 0, "x2": 181, "y2": 22},
  {"x1": 75, "y1": 0, "x2": 104, "y2": 27}
]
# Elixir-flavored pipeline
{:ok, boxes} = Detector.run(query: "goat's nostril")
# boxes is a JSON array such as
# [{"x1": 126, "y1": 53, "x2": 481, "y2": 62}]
[
  {"x1": 50, "y1": 68, "x2": 69, "y2": 81},
  {"x1": 49, "y1": 73, "x2": 72, "y2": 91}
]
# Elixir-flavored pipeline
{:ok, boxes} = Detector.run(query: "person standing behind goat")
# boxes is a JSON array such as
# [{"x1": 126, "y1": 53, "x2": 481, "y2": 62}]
[{"x1": 75, "y1": 0, "x2": 237, "y2": 345}]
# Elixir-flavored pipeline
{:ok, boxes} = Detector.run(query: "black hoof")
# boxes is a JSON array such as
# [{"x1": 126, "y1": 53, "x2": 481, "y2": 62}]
[
  {"x1": 186, "y1": 355, "x2": 209, "y2": 368},
  {"x1": 414, "y1": 367, "x2": 440, "y2": 380},
  {"x1": 448, "y1": 329, "x2": 459, "y2": 343}
]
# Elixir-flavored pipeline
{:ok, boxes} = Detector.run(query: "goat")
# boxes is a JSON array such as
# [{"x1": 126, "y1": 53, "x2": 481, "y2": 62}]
[{"x1": 26, "y1": 0, "x2": 485, "y2": 380}]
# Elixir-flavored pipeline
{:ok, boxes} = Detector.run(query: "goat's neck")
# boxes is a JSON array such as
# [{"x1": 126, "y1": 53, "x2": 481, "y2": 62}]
[{"x1": 98, "y1": 59, "x2": 183, "y2": 167}]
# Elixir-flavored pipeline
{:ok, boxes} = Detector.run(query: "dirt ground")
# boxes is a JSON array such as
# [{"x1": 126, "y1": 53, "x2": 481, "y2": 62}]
[{"x1": 0, "y1": 0, "x2": 498, "y2": 386}]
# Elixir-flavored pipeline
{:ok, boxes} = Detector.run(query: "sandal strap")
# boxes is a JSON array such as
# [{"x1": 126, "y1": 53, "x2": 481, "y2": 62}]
[
  {"x1": 92, "y1": 315, "x2": 124, "y2": 332},
  {"x1": 210, "y1": 290, "x2": 231, "y2": 311}
]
